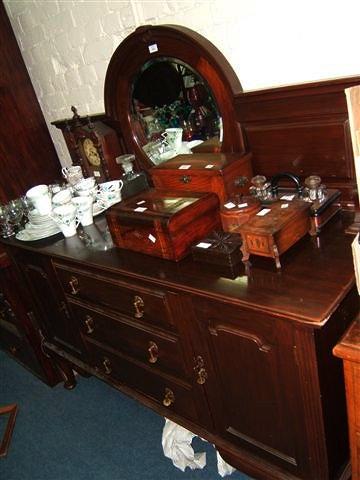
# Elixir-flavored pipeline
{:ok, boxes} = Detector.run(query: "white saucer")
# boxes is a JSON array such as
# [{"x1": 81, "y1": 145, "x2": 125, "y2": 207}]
[{"x1": 16, "y1": 227, "x2": 61, "y2": 241}]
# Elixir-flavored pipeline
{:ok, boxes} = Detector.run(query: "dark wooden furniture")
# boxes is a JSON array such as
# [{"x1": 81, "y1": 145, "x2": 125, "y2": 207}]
[
  {"x1": 239, "y1": 200, "x2": 312, "y2": 268},
  {"x1": 235, "y1": 77, "x2": 360, "y2": 210},
  {"x1": 0, "y1": 2, "x2": 61, "y2": 385},
  {"x1": 0, "y1": 404, "x2": 18, "y2": 458},
  {"x1": 2, "y1": 211, "x2": 358, "y2": 480},
  {"x1": 220, "y1": 197, "x2": 261, "y2": 232},
  {"x1": 333, "y1": 316, "x2": 360, "y2": 480},
  {"x1": 106, "y1": 189, "x2": 220, "y2": 260},
  {"x1": 51, "y1": 107, "x2": 123, "y2": 181},
  {"x1": 150, "y1": 153, "x2": 253, "y2": 202},
  {"x1": 104, "y1": 25, "x2": 246, "y2": 171}
]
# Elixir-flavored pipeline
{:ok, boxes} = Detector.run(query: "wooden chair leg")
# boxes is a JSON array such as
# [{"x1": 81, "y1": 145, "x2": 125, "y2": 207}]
[{"x1": 0, "y1": 403, "x2": 18, "y2": 458}]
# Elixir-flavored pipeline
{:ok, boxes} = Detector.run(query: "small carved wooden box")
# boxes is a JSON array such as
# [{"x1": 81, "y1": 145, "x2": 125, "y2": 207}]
[
  {"x1": 220, "y1": 196, "x2": 261, "y2": 232},
  {"x1": 238, "y1": 200, "x2": 312, "y2": 268},
  {"x1": 150, "y1": 153, "x2": 253, "y2": 202},
  {"x1": 106, "y1": 189, "x2": 220, "y2": 261},
  {"x1": 191, "y1": 231, "x2": 242, "y2": 267}
]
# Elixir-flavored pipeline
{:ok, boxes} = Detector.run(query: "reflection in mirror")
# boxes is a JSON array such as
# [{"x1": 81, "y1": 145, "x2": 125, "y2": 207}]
[{"x1": 131, "y1": 57, "x2": 222, "y2": 165}]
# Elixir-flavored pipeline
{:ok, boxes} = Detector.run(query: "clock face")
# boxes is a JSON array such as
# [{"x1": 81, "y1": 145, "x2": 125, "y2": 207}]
[{"x1": 83, "y1": 138, "x2": 101, "y2": 166}]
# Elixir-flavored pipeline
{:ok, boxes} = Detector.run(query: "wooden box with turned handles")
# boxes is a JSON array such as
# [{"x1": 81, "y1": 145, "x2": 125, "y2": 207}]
[{"x1": 149, "y1": 153, "x2": 253, "y2": 203}]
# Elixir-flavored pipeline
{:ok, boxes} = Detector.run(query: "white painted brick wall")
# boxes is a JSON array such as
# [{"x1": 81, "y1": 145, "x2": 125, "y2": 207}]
[{"x1": 4, "y1": 0, "x2": 360, "y2": 166}]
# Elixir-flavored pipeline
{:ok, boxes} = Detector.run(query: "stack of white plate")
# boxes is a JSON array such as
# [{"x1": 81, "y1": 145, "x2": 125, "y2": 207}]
[{"x1": 16, "y1": 210, "x2": 61, "y2": 241}]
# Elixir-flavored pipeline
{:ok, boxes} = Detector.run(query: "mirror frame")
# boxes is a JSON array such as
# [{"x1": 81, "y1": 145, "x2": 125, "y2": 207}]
[{"x1": 104, "y1": 25, "x2": 246, "y2": 170}]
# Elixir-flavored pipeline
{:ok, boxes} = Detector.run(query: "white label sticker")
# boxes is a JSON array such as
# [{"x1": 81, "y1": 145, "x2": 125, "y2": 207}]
[
  {"x1": 148, "y1": 43, "x2": 158, "y2": 53},
  {"x1": 136, "y1": 200, "x2": 146, "y2": 205},
  {"x1": 257, "y1": 208, "x2": 271, "y2": 216},
  {"x1": 148, "y1": 234, "x2": 156, "y2": 243},
  {"x1": 93, "y1": 170, "x2": 101, "y2": 177},
  {"x1": 205, "y1": 164, "x2": 215, "y2": 169},
  {"x1": 281, "y1": 194, "x2": 295, "y2": 201},
  {"x1": 281, "y1": 203, "x2": 289, "y2": 209},
  {"x1": 196, "y1": 242, "x2": 212, "y2": 249},
  {"x1": 224, "y1": 202, "x2": 236, "y2": 209},
  {"x1": 178, "y1": 164, "x2": 191, "y2": 170},
  {"x1": 238, "y1": 202, "x2": 248, "y2": 208},
  {"x1": 134, "y1": 207, "x2": 147, "y2": 212}
]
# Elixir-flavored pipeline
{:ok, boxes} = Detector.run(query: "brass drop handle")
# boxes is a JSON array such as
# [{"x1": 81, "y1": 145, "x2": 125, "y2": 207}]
[
  {"x1": 194, "y1": 355, "x2": 208, "y2": 385},
  {"x1": 102, "y1": 357, "x2": 112, "y2": 375},
  {"x1": 84, "y1": 315, "x2": 94, "y2": 334},
  {"x1": 148, "y1": 341, "x2": 158, "y2": 364},
  {"x1": 68, "y1": 276, "x2": 80, "y2": 295},
  {"x1": 133, "y1": 295, "x2": 144, "y2": 319},
  {"x1": 180, "y1": 175, "x2": 191, "y2": 184},
  {"x1": 162, "y1": 388, "x2": 175, "y2": 407}
]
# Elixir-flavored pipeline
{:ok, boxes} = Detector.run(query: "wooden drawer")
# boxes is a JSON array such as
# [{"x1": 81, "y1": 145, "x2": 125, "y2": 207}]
[
  {"x1": 53, "y1": 262, "x2": 176, "y2": 330},
  {"x1": 68, "y1": 299, "x2": 188, "y2": 380},
  {"x1": 88, "y1": 339, "x2": 199, "y2": 423}
]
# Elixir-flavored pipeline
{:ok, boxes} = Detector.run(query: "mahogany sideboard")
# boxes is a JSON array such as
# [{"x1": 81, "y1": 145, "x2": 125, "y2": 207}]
[
  {"x1": 333, "y1": 316, "x2": 360, "y2": 480},
  {"x1": 2, "y1": 212, "x2": 359, "y2": 480}
]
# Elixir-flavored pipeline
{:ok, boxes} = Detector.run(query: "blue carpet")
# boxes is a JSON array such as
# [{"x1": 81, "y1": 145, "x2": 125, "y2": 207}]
[{"x1": 0, "y1": 351, "x2": 252, "y2": 479}]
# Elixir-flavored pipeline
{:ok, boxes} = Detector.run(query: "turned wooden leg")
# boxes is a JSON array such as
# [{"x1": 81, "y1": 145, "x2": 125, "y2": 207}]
[
  {"x1": 273, "y1": 245, "x2": 281, "y2": 269},
  {"x1": 56, "y1": 358, "x2": 77, "y2": 390},
  {"x1": 241, "y1": 242, "x2": 250, "y2": 263}
]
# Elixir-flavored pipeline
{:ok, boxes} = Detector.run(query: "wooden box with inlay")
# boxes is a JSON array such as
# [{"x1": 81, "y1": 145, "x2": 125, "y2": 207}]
[
  {"x1": 106, "y1": 189, "x2": 220, "y2": 261},
  {"x1": 150, "y1": 153, "x2": 253, "y2": 203},
  {"x1": 237, "y1": 200, "x2": 312, "y2": 268}
]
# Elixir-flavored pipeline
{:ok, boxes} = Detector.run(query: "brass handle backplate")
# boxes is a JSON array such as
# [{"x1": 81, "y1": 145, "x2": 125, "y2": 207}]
[
  {"x1": 68, "y1": 276, "x2": 80, "y2": 295},
  {"x1": 194, "y1": 355, "x2": 208, "y2": 385},
  {"x1": 162, "y1": 388, "x2": 175, "y2": 407},
  {"x1": 180, "y1": 175, "x2": 191, "y2": 184},
  {"x1": 84, "y1": 315, "x2": 94, "y2": 334},
  {"x1": 133, "y1": 295, "x2": 144, "y2": 319},
  {"x1": 148, "y1": 341, "x2": 158, "y2": 364},
  {"x1": 103, "y1": 357, "x2": 112, "y2": 375}
]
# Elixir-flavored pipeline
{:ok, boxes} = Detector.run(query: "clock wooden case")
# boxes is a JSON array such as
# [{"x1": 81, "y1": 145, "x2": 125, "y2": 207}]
[{"x1": 52, "y1": 107, "x2": 123, "y2": 181}]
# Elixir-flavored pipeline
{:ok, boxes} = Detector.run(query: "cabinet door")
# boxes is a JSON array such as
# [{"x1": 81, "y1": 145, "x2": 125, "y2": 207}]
[
  {"x1": 13, "y1": 250, "x2": 85, "y2": 358},
  {"x1": 193, "y1": 298, "x2": 306, "y2": 477}
]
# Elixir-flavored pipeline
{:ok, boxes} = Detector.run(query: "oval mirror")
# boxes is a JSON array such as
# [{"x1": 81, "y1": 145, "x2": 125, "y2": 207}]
[
  {"x1": 131, "y1": 57, "x2": 222, "y2": 165},
  {"x1": 105, "y1": 25, "x2": 245, "y2": 171}
]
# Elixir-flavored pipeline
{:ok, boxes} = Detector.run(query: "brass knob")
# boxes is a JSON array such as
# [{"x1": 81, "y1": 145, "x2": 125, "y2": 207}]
[
  {"x1": 10, "y1": 345, "x2": 17, "y2": 355},
  {"x1": 68, "y1": 276, "x2": 80, "y2": 295},
  {"x1": 133, "y1": 295, "x2": 144, "y2": 318},
  {"x1": 162, "y1": 388, "x2": 175, "y2": 407},
  {"x1": 84, "y1": 315, "x2": 94, "y2": 334},
  {"x1": 180, "y1": 175, "x2": 191, "y2": 184},
  {"x1": 102, "y1": 357, "x2": 112, "y2": 375},
  {"x1": 148, "y1": 341, "x2": 158, "y2": 364},
  {"x1": 194, "y1": 355, "x2": 208, "y2": 385}
]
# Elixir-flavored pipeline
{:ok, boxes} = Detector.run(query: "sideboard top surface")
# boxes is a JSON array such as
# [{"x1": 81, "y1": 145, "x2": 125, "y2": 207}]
[{"x1": 3, "y1": 212, "x2": 357, "y2": 326}]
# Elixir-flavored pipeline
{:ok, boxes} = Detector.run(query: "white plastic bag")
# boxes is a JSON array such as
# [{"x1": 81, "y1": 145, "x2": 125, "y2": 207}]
[{"x1": 162, "y1": 418, "x2": 206, "y2": 471}]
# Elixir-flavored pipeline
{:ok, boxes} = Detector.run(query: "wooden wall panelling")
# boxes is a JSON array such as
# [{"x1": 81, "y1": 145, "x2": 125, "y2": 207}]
[
  {"x1": 0, "y1": 2, "x2": 61, "y2": 201},
  {"x1": 235, "y1": 77, "x2": 360, "y2": 208}
]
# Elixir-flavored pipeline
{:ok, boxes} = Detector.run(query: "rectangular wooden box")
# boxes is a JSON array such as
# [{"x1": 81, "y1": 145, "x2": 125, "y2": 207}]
[
  {"x1": 150, "y1": 152, "x2": 253, "y2": 202},
  {"x1": 191, "y1": 231, "x2": 242, "y2": 267},
  {"x1": 238, "y1": 200, "x2": 312, "y2": 268},
  {"x1": 106, "y1": 189, "x2": 220, "y2": 261}
]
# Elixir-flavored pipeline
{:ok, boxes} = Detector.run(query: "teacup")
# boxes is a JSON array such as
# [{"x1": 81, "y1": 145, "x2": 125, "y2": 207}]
[
  {"x1": 52, "y1": 188, "x2": 72, "y2": 207},
  {"x1": 74, "y1": 177, "x2": 96, "y2": 192},
  {"x1": 71, "y1": 196, "x2": 94, "y2": 227},
  {"x1": 51, "y1": 204, "x2": 79, "y2": 238},
  {"x1": 162, "y1": 128, "x2": 183, "y2": 154},
  {"x1": 26, "y1": 184, "x2": 52, "y2": 215},
  {"x1": 97, "y1": 180, "x2": 123, "y2": 204},
  {"x1": 62, "y1": 166, "x2": 83, "y2": 186}
]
